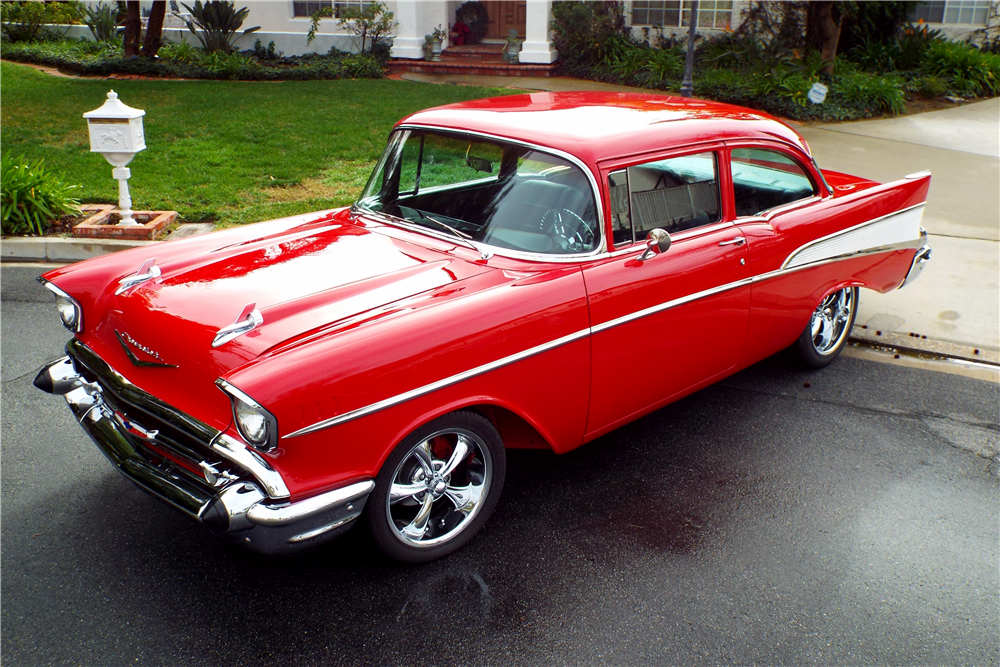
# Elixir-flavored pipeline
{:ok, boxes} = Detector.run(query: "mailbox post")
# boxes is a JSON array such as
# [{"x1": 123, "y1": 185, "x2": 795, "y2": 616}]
[{"x1": 83, "y1": 90, "x2": 146, "y2": 226}]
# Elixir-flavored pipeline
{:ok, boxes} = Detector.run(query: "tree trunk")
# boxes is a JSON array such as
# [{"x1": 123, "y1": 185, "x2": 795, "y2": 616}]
[
  {"x1": 123, "y1": 1, "x2": 142, "y2": 57},
  {"x1": 141, "y1": 1, "x2": 166, "y2": 59},
  {"x1": 807, "y1": 1, "x2": 842, "y2": 76}
]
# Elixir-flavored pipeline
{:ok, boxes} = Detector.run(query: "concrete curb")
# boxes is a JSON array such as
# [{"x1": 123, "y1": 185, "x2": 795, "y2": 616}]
[
  {"x1": 2, "y1": 236, "x2": 153, "y2": 263},
  {"x1": 850, "y1": 327, "x2": 999, "y2": 366}
]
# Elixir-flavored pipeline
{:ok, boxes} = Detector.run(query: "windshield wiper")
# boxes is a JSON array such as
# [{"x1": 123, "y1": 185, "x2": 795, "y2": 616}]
[
  {"x1": 353, "y1": 205, "x2": 491, "y2": 260},
  {"x1": 422, "y1": 214, "x2": 492, "y2": 261}
]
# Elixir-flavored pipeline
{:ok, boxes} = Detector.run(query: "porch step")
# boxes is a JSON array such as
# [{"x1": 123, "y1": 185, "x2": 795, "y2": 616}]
[
  {"x1": 387, "y1": 57, "x2": 558, "y2": 78},
  {"x1": 441, "y1": 43, "x2": 505, "y2": 59}
]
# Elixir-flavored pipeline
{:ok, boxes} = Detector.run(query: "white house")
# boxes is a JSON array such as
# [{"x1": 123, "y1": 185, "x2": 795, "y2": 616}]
[{"x1": 77, "y1": 1, "x2": 999, "y2": 61}]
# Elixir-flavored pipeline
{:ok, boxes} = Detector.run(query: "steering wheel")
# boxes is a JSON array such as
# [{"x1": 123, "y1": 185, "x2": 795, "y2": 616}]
[{"x1": 540, "y1": 208, "x2": 596, "y2": 253}]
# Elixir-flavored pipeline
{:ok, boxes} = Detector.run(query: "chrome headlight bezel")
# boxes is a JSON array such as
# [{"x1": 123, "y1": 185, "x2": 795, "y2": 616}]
[
  {"x1": 216, "y1": 379, "x2": 278, "y2": 452},
  {"x1": 43, "y1": 281, "x2": 82, "y2": 333}
]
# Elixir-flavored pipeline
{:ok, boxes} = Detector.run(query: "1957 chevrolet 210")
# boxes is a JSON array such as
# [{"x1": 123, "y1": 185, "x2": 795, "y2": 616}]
[{"x1": 36, "y1": 92, "x2": 932, "y2": 562}]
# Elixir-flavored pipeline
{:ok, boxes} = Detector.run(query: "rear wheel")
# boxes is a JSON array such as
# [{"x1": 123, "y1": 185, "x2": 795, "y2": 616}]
[
  {"x1": 367, "y1": 411, "x2": 505, "y2": 563},
  {"x1": 797, "y1": 286, "x2": 858, "y2": 368}
]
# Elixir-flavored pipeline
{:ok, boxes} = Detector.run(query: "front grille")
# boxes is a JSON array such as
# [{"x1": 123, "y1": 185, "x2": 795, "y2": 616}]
[{"x1": 68, "y1": 340, "x2": 246, "y2": 493}]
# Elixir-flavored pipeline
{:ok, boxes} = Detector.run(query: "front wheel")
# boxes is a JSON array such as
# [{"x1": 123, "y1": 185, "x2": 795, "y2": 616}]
[
  {"x1": 367, "y1": 411, "x2": 506, "y2": 563},
  {"x1": 797, "y1": 286, "x2": 858, "y2": 369}
]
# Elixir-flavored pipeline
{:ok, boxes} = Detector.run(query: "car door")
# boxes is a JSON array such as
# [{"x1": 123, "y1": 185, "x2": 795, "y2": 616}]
[{"x1": 583, "y1": 147, "x2": 752, "y2": 439}]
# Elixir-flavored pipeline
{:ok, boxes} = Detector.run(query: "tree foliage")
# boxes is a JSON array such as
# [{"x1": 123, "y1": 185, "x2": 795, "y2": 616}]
[{"x1": 307, "y1": 0, "x2": 396, "y2": 56}]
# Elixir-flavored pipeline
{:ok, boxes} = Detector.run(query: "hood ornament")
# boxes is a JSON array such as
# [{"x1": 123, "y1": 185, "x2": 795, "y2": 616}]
[
  {"x1": 116, "y1": 258, "x2": 161, "y2": 295},
  {"x1": 212, "y1": 303, "x2": 263, "y2": 348}
]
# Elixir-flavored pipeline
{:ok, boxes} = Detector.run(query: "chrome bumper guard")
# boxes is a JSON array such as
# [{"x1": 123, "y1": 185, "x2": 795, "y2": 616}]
[
  {"x1": 899, "y1": 231, "x2": 932, "y2": 289},
  {"x1": 36, "y1": 348, "x2": 373, "y2": 555}
]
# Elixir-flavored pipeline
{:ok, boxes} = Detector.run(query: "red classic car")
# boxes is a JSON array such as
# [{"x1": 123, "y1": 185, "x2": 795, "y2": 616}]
[{"x1": 36, "y1": 92, "x2": 931, "y2": 562}]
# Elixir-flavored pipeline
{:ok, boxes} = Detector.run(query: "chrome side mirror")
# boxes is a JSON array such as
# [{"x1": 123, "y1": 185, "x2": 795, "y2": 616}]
[{"x1": 637, "y1": 228, "x2": 671, "y2": 262}]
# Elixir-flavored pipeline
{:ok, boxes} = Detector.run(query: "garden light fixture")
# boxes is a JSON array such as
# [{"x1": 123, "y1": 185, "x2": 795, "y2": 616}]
[{"x1": 83, "y1": 90, "x2": 146, "y2": 226}]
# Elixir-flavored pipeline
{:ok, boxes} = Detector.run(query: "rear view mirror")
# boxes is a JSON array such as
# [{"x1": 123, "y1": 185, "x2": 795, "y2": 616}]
[{"x1": 465, "y1": 144, "x2": 494, "y2": 174}]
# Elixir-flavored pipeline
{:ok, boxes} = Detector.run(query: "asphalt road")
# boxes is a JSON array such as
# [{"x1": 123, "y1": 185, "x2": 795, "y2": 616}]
[{"x1": 2, "y1": 266, "x2": 998, "y2": 666}]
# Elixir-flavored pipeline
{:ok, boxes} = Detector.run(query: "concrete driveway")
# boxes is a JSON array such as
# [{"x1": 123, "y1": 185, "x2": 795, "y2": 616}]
[{"x1": 799, "y1": 98, "x2": 1000, "y2": 356}]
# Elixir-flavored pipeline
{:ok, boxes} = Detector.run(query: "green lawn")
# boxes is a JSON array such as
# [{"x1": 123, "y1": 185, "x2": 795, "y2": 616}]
[{"x1": 0, "y1": 62, "x2": 514, "y2": 226}]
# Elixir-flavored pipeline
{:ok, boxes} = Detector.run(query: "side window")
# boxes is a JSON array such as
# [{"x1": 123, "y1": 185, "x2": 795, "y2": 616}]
[
  {"x1": 730, "y1": 148, "x2": 817, "y2": 217},
  {"x1": 608, "y1": 152, "x2": 722, "y2": 248}
]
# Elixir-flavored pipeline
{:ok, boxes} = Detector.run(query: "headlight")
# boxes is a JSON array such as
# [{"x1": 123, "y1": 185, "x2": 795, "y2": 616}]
[
  {"x1": 43, "y1": 282, "x2": 82, "y2": 332},
  {"x1": 216, "y1": 380, "x2": 278, "y2": 452}
]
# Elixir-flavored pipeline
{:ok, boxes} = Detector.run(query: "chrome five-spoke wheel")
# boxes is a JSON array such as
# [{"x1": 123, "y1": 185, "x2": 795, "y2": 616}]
[
  {"x1": 368, "y1": 411, "x2": 505, "y2": 562},
  {"x1": 797, "y1": 286, "x2": 859, "y2": 368}
]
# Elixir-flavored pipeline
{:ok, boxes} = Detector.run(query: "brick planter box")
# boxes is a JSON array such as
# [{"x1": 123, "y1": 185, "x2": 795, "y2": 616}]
[{"x1": 72, "y1": 207, "x2": 177, "y2": 240}]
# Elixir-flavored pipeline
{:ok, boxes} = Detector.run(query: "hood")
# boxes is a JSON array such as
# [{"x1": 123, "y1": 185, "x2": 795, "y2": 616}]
[{"x1": 74, "y1": 213, "x2": 491, "y2": 429}]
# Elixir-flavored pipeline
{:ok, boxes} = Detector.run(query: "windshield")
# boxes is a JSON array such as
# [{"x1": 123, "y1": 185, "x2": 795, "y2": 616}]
[{"x1": 356, "y1": 129, "x2": 600, "y2": 255}]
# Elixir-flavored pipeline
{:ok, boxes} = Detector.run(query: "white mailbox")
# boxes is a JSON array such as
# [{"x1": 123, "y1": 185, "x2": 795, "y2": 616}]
[{"x1": 83, "y1": 90, "x2": 146, "y2": 225}]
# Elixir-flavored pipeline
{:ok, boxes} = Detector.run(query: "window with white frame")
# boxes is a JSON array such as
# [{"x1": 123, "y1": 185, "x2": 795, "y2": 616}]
[
  {"x1": 908, "y1": 0, "x2": 992, "y2": 24},
  {"x1": 292, "y1": 1, "x2": 371, "y2": 18},
  {"x1": 631, "y1": 1, "x2": 733, "y2": 29}
]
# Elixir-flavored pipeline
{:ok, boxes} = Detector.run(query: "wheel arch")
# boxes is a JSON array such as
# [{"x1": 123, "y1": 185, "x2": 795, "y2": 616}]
[{"x1": 371, "y1": 398, "x2": 558, "y2": 476}]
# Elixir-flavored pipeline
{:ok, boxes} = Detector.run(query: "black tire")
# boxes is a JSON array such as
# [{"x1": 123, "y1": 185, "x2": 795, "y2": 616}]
[
  {"x1": 367, "y1": 410, "x2": 506, "y2": 563},
  {"x1": 797, "y1": 286, "x2": 859, "y2": 369}
]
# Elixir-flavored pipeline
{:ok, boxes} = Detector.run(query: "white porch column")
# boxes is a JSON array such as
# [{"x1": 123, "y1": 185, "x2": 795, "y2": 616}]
[
  {"x1": 390, "y1": 0, "x2": 450, "y2": 60},
  {"x1": 519, "y1": 0, "x2": 557, "y2": 64},
  {"x1": 390, "y1": 0, "x2": 422, "y2": 59}
]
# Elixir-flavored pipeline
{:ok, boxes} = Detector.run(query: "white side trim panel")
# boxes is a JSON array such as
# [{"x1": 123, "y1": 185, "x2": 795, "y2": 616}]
[{"x1": 783, "y1": 204, "x2": 925, "y2": 269}]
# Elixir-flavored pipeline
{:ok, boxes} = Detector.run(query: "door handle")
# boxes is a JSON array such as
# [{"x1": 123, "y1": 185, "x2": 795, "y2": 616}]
[{"x1": 719, "y1": 237, "x2": 745, "y2": 246}]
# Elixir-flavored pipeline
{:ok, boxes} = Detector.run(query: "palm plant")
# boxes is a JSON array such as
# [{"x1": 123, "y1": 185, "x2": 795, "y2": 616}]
[
  {"x1": 1, "y1": 154, "x2": 81, "y2": 237},
  {"x1": 181, "y1": 1, "x2": 260, "y2": 54},
  {"x1": 84, "y1": 2, "x2": 120, "y2": 42}
]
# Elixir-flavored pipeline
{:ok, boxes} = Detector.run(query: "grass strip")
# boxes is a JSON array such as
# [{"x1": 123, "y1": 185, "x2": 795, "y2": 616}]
[{"x1": 1, "y1": 61, "x2": 514, "y2": 227}]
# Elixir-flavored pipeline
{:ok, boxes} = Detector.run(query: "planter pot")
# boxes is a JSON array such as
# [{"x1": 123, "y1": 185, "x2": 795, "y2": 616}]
[
  {"x1": 423, "y1": 42, "x2": 434, "y2": 60},
  {"x1": 503, "y1": 43, "x2": 520, "y2": 64},
  {"x1": 431, "y1": 40, "x2": 443, "y2": 61}
]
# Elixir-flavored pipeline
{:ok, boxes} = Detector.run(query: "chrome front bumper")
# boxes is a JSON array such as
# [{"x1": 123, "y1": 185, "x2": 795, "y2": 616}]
[{"x1": 36, "y1": 346, "x2": 373, "y2": 555}]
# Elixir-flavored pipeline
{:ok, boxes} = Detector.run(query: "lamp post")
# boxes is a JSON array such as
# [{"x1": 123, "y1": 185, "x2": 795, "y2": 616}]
[
  {"x1": 83, "y1": 90, "x2": 146, "y2": 226},
  {"x1": 680, "y1": 0, "x2": 699, "y2": 98}
]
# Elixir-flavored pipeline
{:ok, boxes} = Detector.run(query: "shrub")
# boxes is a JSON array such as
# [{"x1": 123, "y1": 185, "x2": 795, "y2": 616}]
[
  {"x1": 850, "y1": 38, "x2": 903, "y2": 72},
  {"x1": 455, "y1": 1, "x2": 490, "y2": 44},
  {"x1": 921, "y1": 39, "x2": 1000, "y2": 96},
  {"x1": 1, "y1": 154, "x2": 81, "y2": 237},
  {"x1": 898, "y1": 24, "x2": 945, "y2": 70},
  {"x1": 195, "y1": 50, "x2": 260, "y2": 79},
  {"x1": 83, "y1": 1, "x2": 119, "y2": 42},
  {"x1": 914, "y1": 74, "x2": 949, "y2": 97},
  {"x1": 607, "y1": 44, "x2": 683, "y2": 88},
  {"x1": 551, "y1": 1, "x2": 631, "y2": 73},
  {"x1": 252, "y1": 38, "x2": 281, "y2": 61},
  {"x1": 832, "y1": 71, "x2": 907, "y2": 115},
  {"x1": 159, "y1": 39, "x2": 198, "y2": 63},
  {"x1": 1, "y1": 37, "x2": 386, "y2": 81},
  {"x1": 697, "y1": 32, "x2": 794, "y2": 74},
  {"x1": 838, "y1": 1, "x2": 914, "y2": 54},
  {"x1": 340, "y1": 53, "x2": 385, "y2": 78},
  {"x1": 181, "y1": 0, "x2": 260, "y2": 54},
  {"x1": 1, "y1": 0, "x2": 82, "y2": 42}
]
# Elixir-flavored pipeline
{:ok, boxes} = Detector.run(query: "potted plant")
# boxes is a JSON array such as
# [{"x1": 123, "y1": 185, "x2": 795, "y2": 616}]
[
  {"x1": 502, "y1": 28, "x2": 521, "y2": 64},
  {"x1": 431, "y1": 24, "x2": 447, "y2": 60},
  {"x1": 423, "y1": 33, "x2": 435, "y2": 60},
  {"x1": 450, "y1": 21, "x2": 470, "y2": 46}
]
